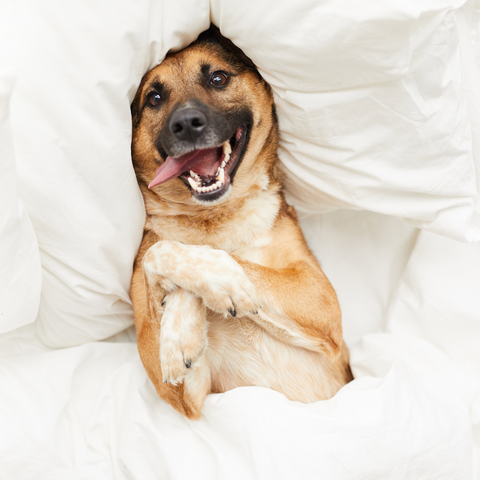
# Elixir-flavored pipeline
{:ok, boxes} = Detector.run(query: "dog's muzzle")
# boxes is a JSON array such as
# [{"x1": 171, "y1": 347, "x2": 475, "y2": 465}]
[{"x1": 149, "y1": 101, "x2": 252, "y2": 203}]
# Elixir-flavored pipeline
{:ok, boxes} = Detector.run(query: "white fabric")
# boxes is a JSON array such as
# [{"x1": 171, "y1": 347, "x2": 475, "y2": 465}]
[
  {"x1": 387, "y1": 229, "x2": 480, "y2": 475},
  {"x1": 0, "y1": 328, "x2": 474, "y2": 479},
  {"x1": 5, "y1": 0, "x2": 210, "y2": 347},
  {"x1": 0, "y1": 5, "x2": 42, "y2": 335},
  {"x1": 3, "y1": 0, "x2": 478, "y2": 346},
  {"x1": 300, "y1": 211, "x2": 480, "y2": 477},
  {"x1": 213, "y1": 0, "x2": 480, "y2": 242},
  {"x1": 1, "y1": 0, "x2": 480, "y2": 478}
]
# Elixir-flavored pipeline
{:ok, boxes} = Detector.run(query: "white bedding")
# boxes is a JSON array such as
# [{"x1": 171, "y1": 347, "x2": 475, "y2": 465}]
[{"x1": 1, "y1": 0, "x2": 479, "y2": 478}]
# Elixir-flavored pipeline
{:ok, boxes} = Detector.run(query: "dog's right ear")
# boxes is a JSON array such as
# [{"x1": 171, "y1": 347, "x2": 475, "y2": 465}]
[{"x1": 197, "y1": 24, "x2": 257, "y2": 71}]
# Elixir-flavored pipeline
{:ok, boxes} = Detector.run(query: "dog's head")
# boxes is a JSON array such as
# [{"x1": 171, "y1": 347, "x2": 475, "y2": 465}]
[{"x1": 131, "y1": 26, "x2": 279, "y2": 208}]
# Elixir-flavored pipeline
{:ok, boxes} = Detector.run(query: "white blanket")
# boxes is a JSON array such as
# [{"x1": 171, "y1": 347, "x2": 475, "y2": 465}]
[
  {"x1": 1, "y1": 0, "x2": 479, "y2": 478},
  {"x1": 0, "y1": 327, "x2": 474, "y2": 479}
]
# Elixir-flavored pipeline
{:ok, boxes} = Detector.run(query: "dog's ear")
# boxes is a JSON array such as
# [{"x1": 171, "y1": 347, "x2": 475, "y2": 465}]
[
  {"x1": 131, "y1": 75, "x2": 149, "y2": 130},
  {"x1": 198, "y1": 24, "x2": 257, "y2": 71}
]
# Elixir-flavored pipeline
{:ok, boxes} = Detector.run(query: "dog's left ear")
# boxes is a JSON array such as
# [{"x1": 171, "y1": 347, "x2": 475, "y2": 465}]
[
  {"x1": 199, "y1": 24, "x2": 257, "y2": 71},
  {"x1": 131, "y1": 76, "x2": 149, "y2": 130}
]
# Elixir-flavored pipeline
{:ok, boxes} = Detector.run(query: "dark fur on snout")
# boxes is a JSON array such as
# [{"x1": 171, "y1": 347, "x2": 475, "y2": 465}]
[{"x1": 157, "y1": 99, "x2": 253, "y2": 159}]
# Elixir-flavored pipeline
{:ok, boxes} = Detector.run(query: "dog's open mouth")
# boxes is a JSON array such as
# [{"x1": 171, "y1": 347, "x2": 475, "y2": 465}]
[{"x1": 148, "y1": 125, "x2": 249, "y2": 201}]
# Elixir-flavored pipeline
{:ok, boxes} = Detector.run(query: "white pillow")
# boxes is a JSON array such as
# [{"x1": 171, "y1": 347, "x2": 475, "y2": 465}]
[
  {"x1": 8, "y1": 0, "x2": 209, "y2": 346},
  {"x1": 212, "y1": 0, "x2": 480, "y2": 242},
  {"x1": 0, "y1": 5, "x2": 42, "y2": 335}
]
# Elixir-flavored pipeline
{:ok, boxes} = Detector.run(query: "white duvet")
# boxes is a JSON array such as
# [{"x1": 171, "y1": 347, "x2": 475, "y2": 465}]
[{"x1": 1, "y1": 0, "x2": 479, "y2": 478}]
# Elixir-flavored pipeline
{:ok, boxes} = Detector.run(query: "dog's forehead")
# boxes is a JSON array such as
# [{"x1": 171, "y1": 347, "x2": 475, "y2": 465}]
[{"x1": 146, "y1": 45, "x2": 239, "y2": 88}]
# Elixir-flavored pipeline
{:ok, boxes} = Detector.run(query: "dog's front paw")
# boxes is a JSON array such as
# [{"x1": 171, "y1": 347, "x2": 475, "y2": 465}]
[
  {"x1": 199, "y1": 256, "x2": 263, "y2": 318},
  {"x1": 160, "y1": 289, "x2": 208, "y2": 385},
  {"x1": 144, "y1": 241, "x2": 263, "y2": 318}
]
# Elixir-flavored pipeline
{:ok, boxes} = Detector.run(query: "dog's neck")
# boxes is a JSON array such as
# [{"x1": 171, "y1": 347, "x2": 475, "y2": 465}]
[{"x1": 143, "y1": 179, "x2": 282, "y2": 254}]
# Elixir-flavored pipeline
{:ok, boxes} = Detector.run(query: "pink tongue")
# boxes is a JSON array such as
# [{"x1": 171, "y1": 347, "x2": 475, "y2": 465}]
[{"x1": 148, "y1": 147, "x2": 222, "y2": 188}]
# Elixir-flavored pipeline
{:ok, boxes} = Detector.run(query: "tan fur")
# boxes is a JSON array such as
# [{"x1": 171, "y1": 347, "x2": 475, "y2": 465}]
[{"x1": 130, "y1": 33, "x2": 352, "y2": 419}]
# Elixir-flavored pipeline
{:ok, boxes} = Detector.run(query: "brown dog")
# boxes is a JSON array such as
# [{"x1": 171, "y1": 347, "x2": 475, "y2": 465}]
[{"x1": 130, "y1": 26, "x2": 352, "y2": 419}]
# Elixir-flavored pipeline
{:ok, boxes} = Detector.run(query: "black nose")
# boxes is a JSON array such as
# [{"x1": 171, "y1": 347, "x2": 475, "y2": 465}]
[{"x1": 169, "y1": 108, "x2": 207, "y2": 142}]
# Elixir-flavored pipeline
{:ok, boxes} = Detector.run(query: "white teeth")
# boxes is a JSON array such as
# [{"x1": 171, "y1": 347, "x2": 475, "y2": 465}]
[
  {"x1": 190, "y1": 154, "x2": 229, "y2": 195},
  {"x1": 187, "y1": 177, "x2": 199, "y2": 191},
  {"x1": 222, "y1": 141, "x2": 231, "y2": 166},
  {"x1": 195, "y1": 178, "x2": 224, "y2": 194}
]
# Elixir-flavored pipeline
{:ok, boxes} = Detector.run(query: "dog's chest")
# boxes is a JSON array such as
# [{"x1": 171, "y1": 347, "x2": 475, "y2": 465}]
[
  {"x1": 148, "y1": 217, "x2": 271, "y2": 263},
  {"x1": 146, "y1": 190, "x2": 280, "y2": 263}
]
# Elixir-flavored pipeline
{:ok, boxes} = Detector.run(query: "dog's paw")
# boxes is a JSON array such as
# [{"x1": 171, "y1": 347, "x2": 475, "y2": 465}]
[
  {"x1": 160, "y1": 289, "x2": 208, "y2": 385},
  {"x1": 144, "y1": 241, "x2": 263, "y2": 318},
  {"x1": 199, "y1": 261, "x2": 262, "y2": 318}
]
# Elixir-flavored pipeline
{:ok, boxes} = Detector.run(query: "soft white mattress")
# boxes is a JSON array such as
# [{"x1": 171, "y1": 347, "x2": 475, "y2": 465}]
[{"x1": 1, "y1": 0, "x2": 479, "y2": 478}]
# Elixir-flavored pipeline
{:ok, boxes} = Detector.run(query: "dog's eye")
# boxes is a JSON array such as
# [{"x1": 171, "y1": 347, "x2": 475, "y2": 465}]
[
  {"x1": 147, "y1": 92, "x2": 162, "y2": 106},
  {"x1": 209, "y1": 72, "x2": 228, "y2": 88}
]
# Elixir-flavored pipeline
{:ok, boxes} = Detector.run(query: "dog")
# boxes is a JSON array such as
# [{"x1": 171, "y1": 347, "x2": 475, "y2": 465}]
[{"x1": 130, "y1": 26, "x2": 352, "y2": 420}]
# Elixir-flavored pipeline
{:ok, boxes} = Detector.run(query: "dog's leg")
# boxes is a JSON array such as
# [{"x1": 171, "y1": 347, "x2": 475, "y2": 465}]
[
  {"x1": 160, "y1": 288, "x2": 210, "y2": 388},
  {"x1": 143, "y1": 240, "x2": 342, "y2": 360},
  {"x1": 232, "y1": 257, "x2": 343, "y2": 359},
  {"x1": 134, "y1": 261, "x2": 211, "y2": 420}
]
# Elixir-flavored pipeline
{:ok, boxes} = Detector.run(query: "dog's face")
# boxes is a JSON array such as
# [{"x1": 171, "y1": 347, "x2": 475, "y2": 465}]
[{"x1": 131, "y1": 28, "x2": 279, "y2": 208}]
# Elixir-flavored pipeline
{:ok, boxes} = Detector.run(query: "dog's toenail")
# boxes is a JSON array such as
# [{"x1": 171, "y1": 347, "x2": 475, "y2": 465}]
[
  {"x1": 185, "y1": 360, "x2": 192, "y2": 369},
  {"x1": 229, "y1": 308, "x2": 236, "y2": 317}
]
